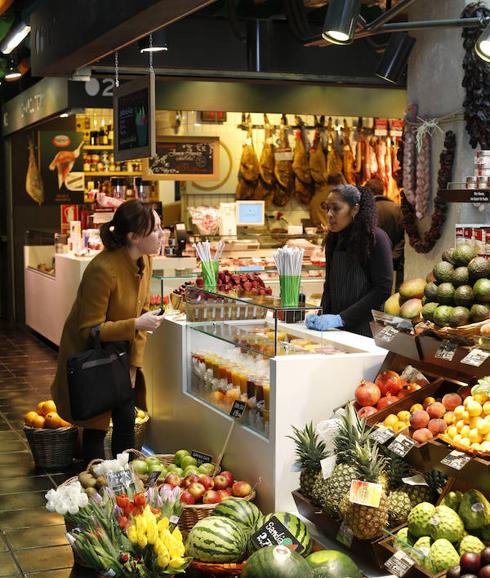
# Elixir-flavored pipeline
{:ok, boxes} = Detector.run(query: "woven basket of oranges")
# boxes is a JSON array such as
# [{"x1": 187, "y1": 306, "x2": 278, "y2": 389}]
[{"x1": 23, "y1": 400, "x2": 78, "y2": 470}]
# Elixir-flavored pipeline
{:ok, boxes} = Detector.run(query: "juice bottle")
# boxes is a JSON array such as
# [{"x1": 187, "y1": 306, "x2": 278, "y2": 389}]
[
  {"x1": 262, "y1": 380, "x2": 270, "y2": 411},
  {"x1": 238, "y1": 373, "x2": 248, "y2": 398}
]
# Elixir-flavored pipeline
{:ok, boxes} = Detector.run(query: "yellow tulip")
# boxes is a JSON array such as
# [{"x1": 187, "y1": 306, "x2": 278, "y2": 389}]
[
  {"x1": 157, "y1": 554, "x2": 169, "y2": 568},
  {"x1": 157, "y1": 518, "x2": 170, "y2": 532},
  {"x1": 138, "y1": 535, "x2": 148, "y2": 549},
  {"x1": 169, "y1": 558, "x2": 186, "y2": 569},
  {"x1": 127, "y1": 526, "x2": 138, "y2": 544}
]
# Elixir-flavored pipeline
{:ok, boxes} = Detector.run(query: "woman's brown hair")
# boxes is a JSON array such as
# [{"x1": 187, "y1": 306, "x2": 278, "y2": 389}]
[{"x1": 100, "y1": 200, "x2": 155, "y2": 250}]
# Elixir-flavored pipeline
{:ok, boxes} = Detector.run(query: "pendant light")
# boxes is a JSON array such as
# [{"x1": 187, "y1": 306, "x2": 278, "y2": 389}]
[
  {"x1": 139, "y1": 29, "x2": 168, "y2": 53},
  {"x1": 475, "y1": 22, "x2": 490, "y2": 62},
  {"x1": 376, "y1": 32, "x2": 416, "y2": 83},
  {"x1": 4, "y1": 59, "x2": 21, "y2": 81},
  {"x1": 322, "y1": 0, "x2": 361, "y2": 45}
]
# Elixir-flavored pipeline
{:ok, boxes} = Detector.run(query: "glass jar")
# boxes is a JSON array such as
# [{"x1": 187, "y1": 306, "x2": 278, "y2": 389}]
[{"x1": 111, "y1": 178, "x2": 126, "y2": 200}]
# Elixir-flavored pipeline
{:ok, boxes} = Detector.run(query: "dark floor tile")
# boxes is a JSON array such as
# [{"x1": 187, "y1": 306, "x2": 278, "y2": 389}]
[
  {"x1": 0, "y1": 462, "x2": 42, "y2": 480},
  {"x1": 0, "y1": 491, "x2": 48, "y2": 511},
  {"x1": 0, "y1": 551, "x2": 21, "y2": 576},
  {"x1": 0, "y1": 475, "x2": 55, "y2": 495},
  {"x1": 0, "y1": 507, "x2": 64, "y2": 529},
  {"x1": 25, "y1": 570, "x2": 89, "y2": 578},
  {"x1": 7, "y1": 524, "x2": 69, "y2": 550},
  {"x1": 15, "y1": 544, "x2": 73, "y2": 573},
  {"x1": 0, "y1": 422, "x2": 13, "y2": 432}
]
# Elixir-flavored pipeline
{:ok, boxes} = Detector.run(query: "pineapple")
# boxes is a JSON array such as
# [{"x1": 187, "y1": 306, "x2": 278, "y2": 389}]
[
  {"x1": 384, "y1": 451, "x2": 411, "y2": 491},
  {"x1": 288, "y1": 422, "x2": 328, "y2": 502},
  {"x1": 388, "y1": 490, "x2": 412, "y2": 526},
  {"x1": 341, "y1": 441, "x2": 390, "y2": 540},
  {"x1": 426, "y1": 469, "x2": 449, "y2": 495},
  {"x1": 401, "y1": 483, "x2": 434, "y2": 507}
]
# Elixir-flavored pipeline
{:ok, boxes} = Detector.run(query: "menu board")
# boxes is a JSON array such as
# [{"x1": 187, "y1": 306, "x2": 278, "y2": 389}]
[
  {"x1": 113, "y1": 72, "x2": 155, "y2": 161},
  {"x1": 142, "y1": 137, "x2": 220, "y2": 181}
]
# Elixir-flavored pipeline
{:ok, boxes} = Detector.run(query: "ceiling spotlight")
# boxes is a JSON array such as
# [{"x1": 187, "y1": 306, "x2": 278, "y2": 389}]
[
  {"x1": 322, "y1": 0, "x2": 361, "y2": 45},
  {"x1": 5, "y1": 60, "x2": 21, "y2": 81},
  {"x1": 139, "y1": 29, "x2": 168, "y2": 53},
  {"x1": 0, "y1": 22, "x2": 31, "y2": 55},
  {"x1": 475, "y1": 21, "x2": 490, "y2": 62},
  {"x1": 376, "y1": 32, "x2": 416, "y2": 84}
]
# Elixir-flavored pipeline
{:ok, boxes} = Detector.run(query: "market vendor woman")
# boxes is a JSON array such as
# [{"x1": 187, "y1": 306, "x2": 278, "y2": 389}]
[{"x1": 306, "y1": 184, "x2": 393, "y2": 337}]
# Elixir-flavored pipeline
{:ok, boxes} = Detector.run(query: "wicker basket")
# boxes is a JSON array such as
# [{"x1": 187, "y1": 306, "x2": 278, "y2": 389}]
[
  {"x1": 103, "y1": 413, "x2": 150, "y2": 459},
  {"x1": 426, "y1": 319, "x2": 488, "y2": 344},
  {"x1": 190, "y1": 560, "x2": 244, "y2": 576},
  {"x1": 23, "y1": 425, "x2": 78, "y2": 470}
]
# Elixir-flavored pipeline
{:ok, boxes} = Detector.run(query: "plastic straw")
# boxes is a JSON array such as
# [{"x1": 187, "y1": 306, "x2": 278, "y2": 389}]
[{"x1": 273, "y1": 246, "x2": 304, "y2": 307}]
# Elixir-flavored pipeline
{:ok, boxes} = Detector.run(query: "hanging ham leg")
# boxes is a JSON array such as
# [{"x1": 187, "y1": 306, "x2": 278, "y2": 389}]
[
  {"x1": 325, "y1": 117, "x2": 343, "y2": 177},
  {"x1": 273, "y1": 114, "x2": 294, "y2": 206},
  {"x1": 342, "y1": 120, "x2": 356, "y2": 185},
  {"x1": 292, "y1": 115, "x2": 313, "y2": 205},
  {"x1": 256, "y1": 114, "x2": 275, "y2": 206},
  {"x1": 309, "y1": 116, "x2": 327, "y2": 186},
  {"x1": 236, "y1": 114, "x2": 259, "y2": 200}
]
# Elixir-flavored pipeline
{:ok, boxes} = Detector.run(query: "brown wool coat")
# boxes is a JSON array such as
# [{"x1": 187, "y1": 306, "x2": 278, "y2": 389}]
[{"x1": 51, "y1": 248, "x2": 152, "y2": 430}]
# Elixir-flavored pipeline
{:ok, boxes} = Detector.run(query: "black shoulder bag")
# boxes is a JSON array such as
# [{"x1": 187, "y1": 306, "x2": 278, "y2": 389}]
[{"x1": 67, "y1": 327, "x2": 132, "y2": 421}]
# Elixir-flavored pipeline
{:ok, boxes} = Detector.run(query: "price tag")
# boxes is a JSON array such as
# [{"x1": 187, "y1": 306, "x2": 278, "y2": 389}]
[
  {"x1": 461, "y1": 348, "x2": 490, "y2": 367},
  {"x1": 274, "y1": 150, "x2": 293, "y2": 162},
  {"x1": 349, "y1": 480, "x2": 383, "y2": 508},
  {"x1": 191, "y1": 450, "x2": 214, "y2": 466},
  {"x1": 320, "y1": 455, "x2": 337, "y2": 480},
  {"x1": 336, "y1": 521, "x2": 353, "y2": 547},
  {"x1": 441, "y1": 450, "x2": 472, "y2": 470},
  {"x1": 147, "y1": 470, "x2": 161, "y2": 488},
  {"x1": 402, "y1": 474, "x2": 429, "y2": 487},
  {"x1": 169, "y1": 514, "x2": 180, "y2": 525},
  {"x1": 377, "y1": 325, "x2": 399, "y2": 342},
  {"x1": 388, "y1": 434, "x2": 416, "y2": 457},
  {"x1": 107, "y1": 470, "x2": 134, "y2": 495},
  {"x1": 230, "y1": 400, "x2": 246, "y2": 419},
  {"x1": 384, "y1": 550, "x2": 416, "y2": 577},
  {"x1": 251, "y1": 516, "x2": 303, "y2": 553},
  {"x1": 435, "y1": 339, "x2": 458, "y2": 361},
  {"x1": 369, "y1": 426, "x2": 396, "y2": 444}
]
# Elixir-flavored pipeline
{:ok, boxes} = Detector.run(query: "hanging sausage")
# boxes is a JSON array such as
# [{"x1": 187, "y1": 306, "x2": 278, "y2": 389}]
[
  {"x1": 255, "y1": 114, "x2": 275, "y2": 206},
  {"x1": 236, "y1": 114, "x2": 259, "y2": 200},
  {"x1": 292, "y1": 115, "x2": 314, "y2": 205},
  {"x1": 273, "y1": 114, "x2": 294, "y2": 207}
]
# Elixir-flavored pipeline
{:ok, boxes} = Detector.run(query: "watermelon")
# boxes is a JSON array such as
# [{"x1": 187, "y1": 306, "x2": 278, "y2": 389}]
[
  {"x1": 258, "y1": 512, "x2": 312, "y2": 556},
  {"x1": 242, "y1": 545, "x2": 314, "y2": 578},
  {"x1": 186, "y1": 516, "x2": 248, "y2": 563},
  {"x1": 306, "y1": 550, "x2": 362, "y2": 578},
  {"x1": 212, "y1": 497, "x2": 264, "y2": 532}
]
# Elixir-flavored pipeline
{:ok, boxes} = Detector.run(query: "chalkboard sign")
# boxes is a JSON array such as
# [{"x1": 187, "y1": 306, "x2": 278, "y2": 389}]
[
  {"x1": 142, "y1": 136, "x2": 220, "y2": 181},
  {"x1": 113, "y1": 72, "x2": 156, "y2": 162}
]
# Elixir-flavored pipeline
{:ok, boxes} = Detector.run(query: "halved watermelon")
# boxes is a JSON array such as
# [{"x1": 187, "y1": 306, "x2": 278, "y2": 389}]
[{"x1": 242, "y1": 545, "x2": 313, "y2": 577}]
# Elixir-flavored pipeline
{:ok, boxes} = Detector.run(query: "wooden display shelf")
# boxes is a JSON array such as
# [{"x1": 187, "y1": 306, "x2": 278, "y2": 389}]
[
  {"x1": 439, "y1": 188, "x2": 490, "y2": 203},
  {"x1": 83, "y1": 145, "x2": 114, "y2": 150},
  {"x1": 84, "y1": 172, "x2": 142, "y2": 177}
]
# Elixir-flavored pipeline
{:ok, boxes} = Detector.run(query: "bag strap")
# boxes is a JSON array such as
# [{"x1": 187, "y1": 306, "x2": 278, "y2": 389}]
[{"x1": 90, "y1": 325, "x2": 103, "y2": 351}]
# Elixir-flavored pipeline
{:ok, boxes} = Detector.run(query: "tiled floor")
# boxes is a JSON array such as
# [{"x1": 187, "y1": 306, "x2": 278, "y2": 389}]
[{"x1": 0, "y1": 322, "x2": 98, "y2": 578}]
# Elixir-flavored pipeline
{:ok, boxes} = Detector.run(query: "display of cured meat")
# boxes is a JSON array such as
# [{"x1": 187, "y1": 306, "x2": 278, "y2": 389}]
[
  {"x1": 342, "y1": 120, "x2": 356, "y2": 185},
  {"x1": 255, "y1": 114, "x2": 275, "y2": 206},
  {"x1": 309, "y1": 116, "x2": 327, "y2": 186},
  {"x1": 292, "y1": 116, "x2": 313, "y2": 205},
  {"x1": 236, "y1": 114, "x2": 259, "y2": 200},
  {"x1": 26, "y1": 137, "x2": 44, "y2": 205},
  {"x1": 273, "y1": 114, "x2": 294, "y2": 207},
  {"x1": 414, "y1": 130, "x2": 431, "y2": 220},
  {"x1": 325, "y1": 117, "x2": 343, "y2": 177},
  {"x1": 402, "y1": 125, "x2": 416, "y2": 205}
]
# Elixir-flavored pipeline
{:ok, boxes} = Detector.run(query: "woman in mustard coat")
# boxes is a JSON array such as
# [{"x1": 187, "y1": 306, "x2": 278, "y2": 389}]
[{"x1": 52, "y1": 200, "x2": 164, "y2": 462}]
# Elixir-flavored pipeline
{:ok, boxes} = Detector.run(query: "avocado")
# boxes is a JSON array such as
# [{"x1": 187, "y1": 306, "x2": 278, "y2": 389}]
[
  {"x1": 433, "y1": 261, "x2": 454, "y2": 283},
  {"x1": 453, "y1": 244, "x2": 478, "y2": 267},
  {"x1": 449, "y1": 306, "x2": 470, "y2": 327},
  {"x1": 437, "y1": 282, "x2": 455, "y2": 305},
  {"x1": 433, "y1": 305, "x2": 453, "y2": 327},
  {"x1": 442, "y1": 247, "x2": 456, "y2": 264},
  {"x1": 458, "y1": 489, "x2": 490, "y2": 530},
  {"x1": 473, "y1": 278, "x2": 490, "y2": 304},
  {"x1": 454, "y1": 285, "x2": 474, "y2": 308},
  {"x1": 451, "y1": 267, "x2": 470, "y2": 287},
  {"x1": 424, "y1": 282, "x2": 439, "y2": 301},
  {"x1": 422, "y1": 302, "x2": 439, "y2": 322},
  {"x1": 470, "y1": 303, "x2": 490, "y2": 322},
  {"x1": 468, "y1": 256, "x2": 490, "y2": 280}
]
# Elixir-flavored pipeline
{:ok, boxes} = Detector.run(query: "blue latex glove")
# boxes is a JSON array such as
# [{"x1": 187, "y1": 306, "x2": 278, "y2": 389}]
[{"x1": 306, "y1": 314, "x2": 343, "y2": 331}]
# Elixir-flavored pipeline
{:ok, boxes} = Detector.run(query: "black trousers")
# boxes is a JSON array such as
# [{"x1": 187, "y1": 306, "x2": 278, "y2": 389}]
[{"x1": 82, "y1": 392, "x2": 135, "y2": 464}]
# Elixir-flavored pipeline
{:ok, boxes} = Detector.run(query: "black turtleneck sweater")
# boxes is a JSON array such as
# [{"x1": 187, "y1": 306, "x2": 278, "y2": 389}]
[{"x1": 320, "y1": 226, "x2": 393, "y2": 337}]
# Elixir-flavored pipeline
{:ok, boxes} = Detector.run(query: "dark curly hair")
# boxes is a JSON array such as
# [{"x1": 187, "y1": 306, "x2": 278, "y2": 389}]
[
  {"x1": 325, "y1": 185, "x2": 378, "y2": 267},
  {"x1": 100, "y1": 199, "x2": 155, "y2": 250}
]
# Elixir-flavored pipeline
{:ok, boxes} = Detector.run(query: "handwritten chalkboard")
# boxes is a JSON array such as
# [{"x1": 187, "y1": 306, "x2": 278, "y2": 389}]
[{"x1": 142, "y1": 137, "x2": 220, "y2": 181}]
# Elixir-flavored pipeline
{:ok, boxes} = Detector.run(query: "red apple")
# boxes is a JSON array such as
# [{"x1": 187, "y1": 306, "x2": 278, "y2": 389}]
[
  {"x1": 220, "y1": 471, "x2": 234, "y2": 486},
  {"x1": 216, "y1": 489, "x2": 232, "y2": 501},
  {"x1": 188, "y1": 482, "x2": 206, "y2": 500},
  {"x1": 232, "y1": 481, "x2": 253, "y2": 498},
  {"x1": 164, "y1": 473, "x2": 182, "y2": 487},
  {"x1": 202, "y1": 490, "x2": 221, "y2": 504},
  {"x1": 355, "y1": 381, "x2": 381, "y2": 407},
  {"x1": 213, "y1": 475, "x2": 230, "y2": 490},
  {"x1": 357, "y1": 406, "x2": 378, "y2": 419},
  {"x1": 182, "y1": 474, "x2": 200, "y2": 489},
  {"x1": 180, "y1": 490, "x2": 196, "y2": 505},
  {"x1": 198, "y1": 474, "x2": 214, "y2": 490}
]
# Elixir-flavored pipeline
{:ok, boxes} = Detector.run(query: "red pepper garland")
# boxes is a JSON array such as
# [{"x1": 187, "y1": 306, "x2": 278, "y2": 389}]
[{"x1": 400, "y1": 130, "x2": 456, "y2": 253}]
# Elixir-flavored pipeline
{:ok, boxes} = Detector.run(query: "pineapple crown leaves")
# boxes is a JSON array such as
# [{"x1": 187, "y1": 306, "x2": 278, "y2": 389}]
[
  {"x1": 333, "y1": 402, "x2": 372, "y2": 463},
  {"x1": 288, "y1": 422, "x2": 328, "y2": 472},
  {"x1": 352, "y1": 439, "x2": 388, "y2": 484}
]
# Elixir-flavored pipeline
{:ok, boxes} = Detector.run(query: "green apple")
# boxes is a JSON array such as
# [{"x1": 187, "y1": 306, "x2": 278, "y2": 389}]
[
  {"x1": 167, "y1": 464, "x2": 180, "y2": 472},
  {"x1": 184, "y1": 466, "x2": 200, "y2": 476},
  {"x1": 174, "y1": 467, "x2": 184, "y2": 477},
  {"x1": 147, "y1": 463, "x2": 164, "y2": 474},
  {"x1": 198, "y1": 463, "x2": 215, "y2": 475},
  {"x1": 174, "y1": 449, "x2": 191, "y2": 466},
  {"x1": 146, "y1": 457, "x2": 161, "y2": 466},
  {"x1": 181, "y1": 455, "x2": 198, "y2": 469},
  {"x1": 131, "y1": 459, "x2": 148, "y2": 475}
]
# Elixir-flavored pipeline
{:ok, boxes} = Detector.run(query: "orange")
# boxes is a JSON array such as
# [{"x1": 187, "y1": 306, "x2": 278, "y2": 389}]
[
  {"x1": 44, "y1": 412, "x2": 62, "y2": 429},
  {"x1": 31, "y1": 414, "x2": 45, "y2": 428},
  {"x1": 211, "y1": 391, "x2": 225, "y2": 402},
  {"x1": 24, "y1": 411, "x2": 39, "y2": 426},
  {"x1": 410, "y1": 403, "x2": 423, "y2": 413},
  {"x1": 225, "y1": 389, "x2": 241, "y2": 402},
  {"x1": 59, "y1": 418, "x2": 72, "y2": 428},
  {"x1": 484, "y1": 401, "x2": 490, "y2": 415}
]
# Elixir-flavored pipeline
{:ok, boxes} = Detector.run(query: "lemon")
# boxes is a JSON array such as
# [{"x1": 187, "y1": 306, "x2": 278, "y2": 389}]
[
  {"x1": 456, "y1": 419, "x2": 465, "y2": 432},
  {"x1": 459, "y1": 437, "x2": 471, "y2": 447},
  {"x1": 384, "y1": 414, "x2": 399, "y2": 429},
  {"x1": 471, "y1": 443, "x2": 482, "y2": 452},
  {"x1": 477, "y1": 418, "x2": 490, "y2": 435},
  {"x1": 444, "y1": 411, "x2": 455, "y2": 425},
  {"x1": 481, "y1": 441, "x2": 490, "y2": 452},
  {"x1": 473, "y1": 391, "x2": 488, "y2": 404},
  {"x1": 469, "y1": 428, "x2": 482, "y2": 444},
  {"x1": 454, "y1": 405, "x2": 465, "y2": 419},
  {"x1": 463, "y1": 410, "x2": 470, "y2": 422},
  {"x1": 446, "y1": 425, "x2": 458, "y2": 439},
  {"x1": 394, "y1": 421, "x2": 408, "y2": 432},
  {"x1": 484, "y1": 401, "x2": 490, "y2": 415},
  {"x1": 453, "y1": 434, "x2": 463, "y2": 444},
  {"x1": 467, "y1": 400, "x2": 483, "y2": 417},
  {"x1": 397, "y1": 410, "x2": 411, "y2": 422},
  {"x1": 460, "y1": 425, "x2": 470, "y2": 437},
  {"x1": 410, "y1": 403, "x2": 423, "y2": 413}
]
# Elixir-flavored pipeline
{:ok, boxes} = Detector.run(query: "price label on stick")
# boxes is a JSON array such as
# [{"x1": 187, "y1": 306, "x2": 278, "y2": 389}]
[
  {"x1": 251, "y1": 516, "x2": 303, "y2": 553},
  {"x1": 107, "y1": 470, "x2": 134, "y2": 495},
  {"x1": 387, "y1": 434, "x2": 416, "y2": 457},
  {"x1": 435, "y1": 339, "x2": 458, "y2": 361},
  {"x1": 191, "y1": 450, "x2": 213, "y2": 467},
  {"x1": 230, "y1": 400, "x2": 246, "y2": 419},
  {"x1": 461, "y1": 348, "x2": 490, "y2": 367},
  {"x1": 441, "y1": 450, "x2": 472, "y2": 470},
  {"x1": 384, "y1": 550, "x2": 416, "y2": 577},
  {"x1": 349, "y1": 480, "x2": 383, "y2": 508},
  {"x1": 369, "y1": 426, "x2": 396, "y2": 444}
]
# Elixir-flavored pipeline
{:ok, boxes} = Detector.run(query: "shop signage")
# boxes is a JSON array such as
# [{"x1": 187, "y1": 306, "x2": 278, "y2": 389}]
[
  {"x1": 441, "y1": 450, "x2": 472, "y2": 471},
  {"x1": 190, "y1": 450, "x2": 213, "y2": 466},
  {"x1": 384, "y1": 550, "x2": 416, "y2": 577},
  {"x1": 251, "y1": 516, "x2": 303, "y2": 553},
  {"x1": 387, "y1": 434, "x2": 416, "y2": 457},
  {"x1": 376, "y1": 325, "x2": 399, "y2": 342},
  {"x1": 39, "y1": 130, "x2": 85, "y2": 204},
  {"x1": 142, "y1": 136, "x2": 220, "y2": 181}
]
